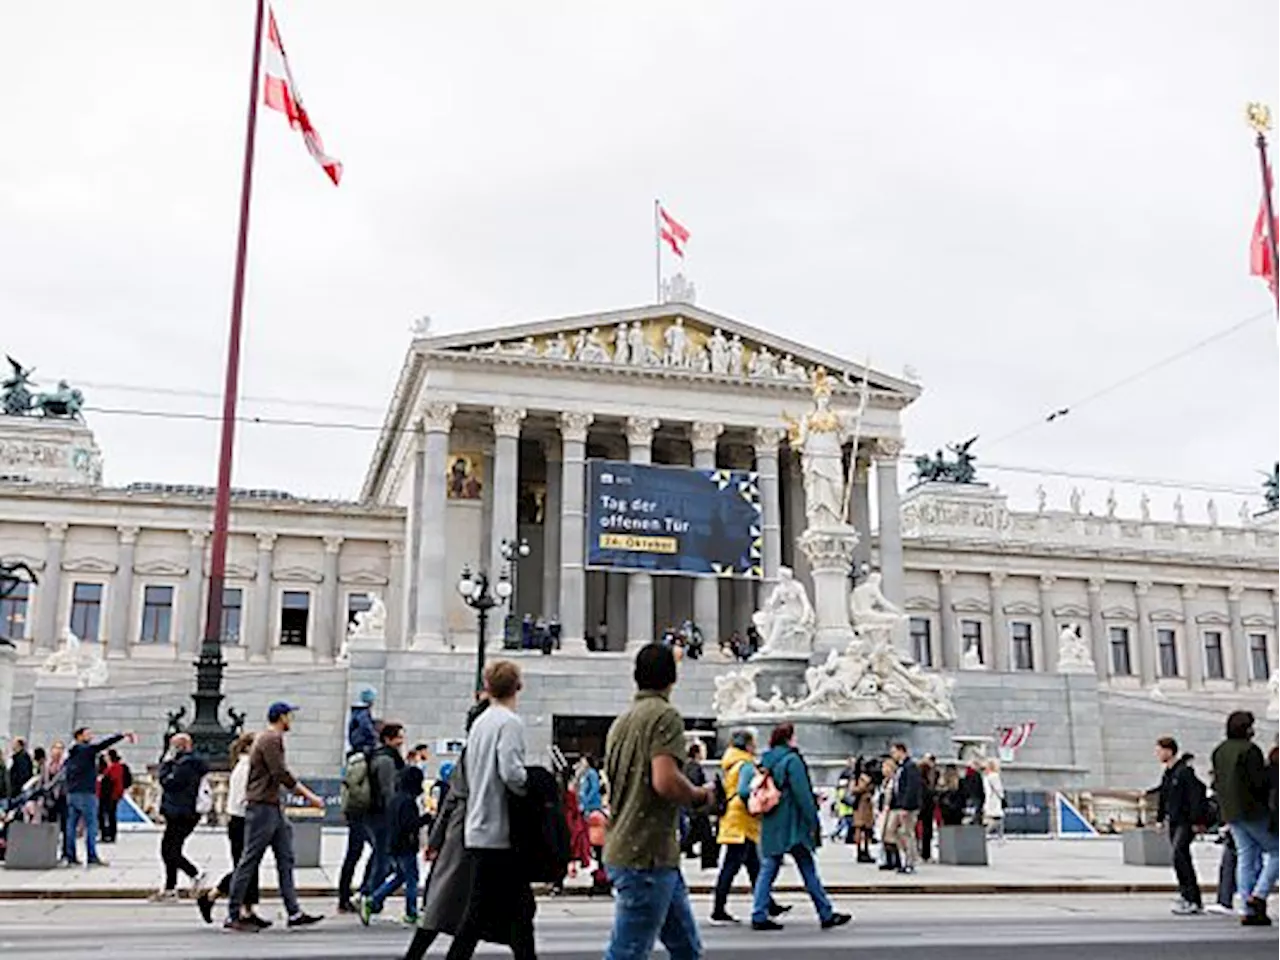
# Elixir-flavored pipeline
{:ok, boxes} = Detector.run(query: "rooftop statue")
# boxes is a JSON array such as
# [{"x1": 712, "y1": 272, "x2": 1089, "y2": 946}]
[
  {"x1": 913, "y1": 436, "x2": 979, "y2": 485},
  {"x1": 3, "y1": 356, "x2": 85, "y2": 420}
]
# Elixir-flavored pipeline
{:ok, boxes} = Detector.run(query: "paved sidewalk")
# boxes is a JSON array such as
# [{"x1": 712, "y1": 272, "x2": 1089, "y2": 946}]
[{"x1": 0, "y1": 828, "x2": 1228, "y2": 899}]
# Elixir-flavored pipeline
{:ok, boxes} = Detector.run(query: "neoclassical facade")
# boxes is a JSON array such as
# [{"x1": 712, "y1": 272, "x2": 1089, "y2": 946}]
[{"x1": 360, "y1": 303, "x2": 916, "y2": 653}]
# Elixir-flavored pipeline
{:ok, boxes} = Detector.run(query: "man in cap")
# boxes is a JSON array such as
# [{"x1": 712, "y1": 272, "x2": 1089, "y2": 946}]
[
  {"x1": 225, "y1": 701, "x2": 325, "y2": 932},
  {"x1": 349, "y1": 687, "x2": 379, "y2": 755}
]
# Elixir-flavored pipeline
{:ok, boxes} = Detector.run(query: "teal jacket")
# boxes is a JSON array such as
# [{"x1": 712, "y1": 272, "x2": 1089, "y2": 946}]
[{"x1": 758, "y1": 745, "x2": 820, "y2": 859}]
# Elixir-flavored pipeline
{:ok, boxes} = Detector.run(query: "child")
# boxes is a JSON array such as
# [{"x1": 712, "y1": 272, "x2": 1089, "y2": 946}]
[{"x1": 361, "y1": 766, "x2": 431, "y2": 925}]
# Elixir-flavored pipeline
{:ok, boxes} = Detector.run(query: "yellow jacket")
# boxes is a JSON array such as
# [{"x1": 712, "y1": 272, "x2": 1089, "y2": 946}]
[{"x1": 716, "y1": 746, "x2": 761, "y2": 845}]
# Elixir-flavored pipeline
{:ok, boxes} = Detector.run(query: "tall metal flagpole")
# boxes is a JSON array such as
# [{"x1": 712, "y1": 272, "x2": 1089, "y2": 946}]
[
  {"x1": 1247, "y1": 103, "x2": 1280, "y2": 313},
  {"x1": 188, "y1": 0, "x2": 265, "y2": 764},
  {"x1": 654, "y1": 198, "x2": 662, "y2": 303}
]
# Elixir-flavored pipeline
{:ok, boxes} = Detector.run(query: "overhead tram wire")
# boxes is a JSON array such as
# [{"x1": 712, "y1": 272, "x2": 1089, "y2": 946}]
[
  {"x1": 80, "y1": 403, "x2": 1261, "y2": 498},
  {"x1": 984, "y1": 308, "x2": 1274, "y2": 449}
]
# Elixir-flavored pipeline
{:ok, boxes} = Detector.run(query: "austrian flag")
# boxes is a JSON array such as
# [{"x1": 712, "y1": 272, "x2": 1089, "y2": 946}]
[
  {"x1": 659, "y1": 205, "x2": 690, "y2": 257},
  {"x1": 263, "y1": 7, "x2": 342, "y2": 185}
]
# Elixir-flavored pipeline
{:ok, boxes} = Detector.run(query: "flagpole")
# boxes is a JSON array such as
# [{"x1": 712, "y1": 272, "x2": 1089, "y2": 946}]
[
  {"x1": 203, "y1": 0, "x2": 265, "y2": 655},
  {"x1": 1249, "y1": 102, "x2": 1279, "y2": 312},
  {"x1": 654, "y1": 198, "x2": 662, "y2": 304}
]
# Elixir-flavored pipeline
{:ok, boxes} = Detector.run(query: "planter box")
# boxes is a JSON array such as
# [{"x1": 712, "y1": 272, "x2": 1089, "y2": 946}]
[
  {"x1": 938, "y1": 824, "x2": 988, "y2": 866},
  {"x1": 290, "y1": 819, "x2": 323, "y2": 869},
  {"x1": 1122, "y1": 828, "x2": 1172, "y2": 867},
  {"x1": 4, "y1": 821, "x2": 61, "y2": 870}
]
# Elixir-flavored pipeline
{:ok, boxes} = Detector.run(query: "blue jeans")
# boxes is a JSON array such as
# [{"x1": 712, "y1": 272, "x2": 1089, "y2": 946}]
[
  {"x1": 752, "y1": 846, "x2": 833, "y2": 924},
  {"x1": 369, "y1": 851, "x2": 419, "y2": 917},
  {"x1": 361, "y1": 814, "x2": 390, "y2": 897},
  {"x1": 64, "y1": 792, "x2": 99, "y2": 863},
  {"x1": 1230, "y1": 819, "x2": 1279, "y2": 908},
  {"x1": 605, "y1": 866, "x2": 701, "y2": 960}
]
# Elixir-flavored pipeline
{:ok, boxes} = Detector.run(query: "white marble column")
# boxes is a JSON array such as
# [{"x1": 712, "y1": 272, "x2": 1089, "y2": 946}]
[
  {"x1": 179, "y1": 530, "x2": 206, "y2": 656},
  {"x1": 107, "y1": 526, "x2": 138, "y2": 659},
  {"x1": 489, "y1": 407, "x2": 526, "y2": 641},
  {"x1": 754, "y1": 428, "x2": 784, "y2": 588},
  {"x1": 690, "y1": 421, "x2": 723, "y2": 644},
  {"x1": 989, "y1": 572, "x2": 1010, "y2": 672},
  {"x1": 315, "y1": 536, "x2": 343, "y2": 661},
  {"x1": 873, "y1": 439, "x2": 907, "y2": 658},
  {"x1": 34, "y1": 522, "x2": 67, "y2": 652},
  {"x1": 405, "y1": 433, "x2": 426, "y2": 638},
  {"x1": 1134, "y1": 580, "x2": 1156, "y2": 686},
  {"x1": 850, "y1": 447, "x2": 872, "y2": 575},
  {"x1": 784, "y1": 452, "x2": 811, "y2": 587},
  {"x1": 1181, "y1": 584, "x2": 1203, "y2": 689},
  {"x1": 1087, "y1": 577, "x2": 1108, "y2": 681},
  {"x1": 415, "y1": 403, "x2": 457, "y2": 647},
  {"x1": 626, "y1": 417, "x2": 659, "y2": 649},
  {"x1": 542, "y1": 439, "x2": 562, "y2": 620},
  {"x1": 250, "y1": 532, "x2": 276, "y2": 662},
  {"x1": 386, "y1": 541, "x2": 405, "y2": 649},
  {"x1": 1038, "y1": 575, "x2": 1057, "y2": 673},
  {"x1": 1228, "y1": 584, "x2": 1248, "y2": 688},
  {"x1": 937, "y1": 568, "x2": 958, "y2": 670},
  {"x1": 1271, "y1": 589, "x2": 1279, "y2": 684},
  {"x1": 558, "y1": 411, "x2": 593, "y2": 651}
]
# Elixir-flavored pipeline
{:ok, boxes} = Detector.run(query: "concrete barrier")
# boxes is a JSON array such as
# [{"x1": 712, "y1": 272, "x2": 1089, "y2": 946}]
[
  {"x1": 4, "y1": 822, "x2": 61, "y2": 870},
  {"x1": 938, "y1": 824, "x2": 988, "y2": 866}
]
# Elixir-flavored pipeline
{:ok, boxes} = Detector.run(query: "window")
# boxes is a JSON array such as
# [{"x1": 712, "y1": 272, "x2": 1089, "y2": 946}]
[
  {"x1": 69, "y1": 582, "x2": 103, "y2": 642},
  {"x1": 280, "y1": 590, "x2": 310, "y2": 646},
  {"x1": 1250, "y1": 633, "x2": 1270, "y2": 682},
  {"x1": 1011, "y1": 621, "x2": 1035, "y2": 671},
  {"x1": 1109, "y1": 626, "x2": 1132, "y2": 676},
  {"x1": 0, "y1": 579, "x2": 30, "y2": 641},
  {"x1": 139, "y1": 585, "x2": 174, "y2": 644},
  {"x1": 908, "y1": 617, "x2": 933, "y2": 667},
  {"x1": 220, "y1": 588, "x2": 244, "y2": 644},
  {"x1": 1204, "y1": 631, "x2": 1225, "y2": 680},
  {"x1": 1156, "y1": 628, "x2": 1179, "y2": 678},
  {"x1": 347, "y1": 592, "x2": 373, "y2": 630},
  {"x1": 960, "y1": 619, "x2": 984, "y2": 665}
]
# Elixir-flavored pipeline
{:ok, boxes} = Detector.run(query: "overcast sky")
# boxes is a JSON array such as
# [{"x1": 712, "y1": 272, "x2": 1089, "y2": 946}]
[{"x1": 2, "y1": 2, "x2": 1276, "y2": 520}]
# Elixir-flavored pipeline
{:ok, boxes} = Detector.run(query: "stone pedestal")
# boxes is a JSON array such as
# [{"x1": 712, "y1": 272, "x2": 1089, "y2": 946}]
[
  {"x1": 0, "y1": 416, "x2": 103, "y2": 485},
  {"x1": 938, "y1": 824, "x2": 989, "y2": 866},
  {"x1": 1122, "y1": 828, "x2": 1172, "y2": 867},
  {"x1": 0, "y1": 644, "x2": 16, "y2": 744},
  {"x1": 3, "y1": 821, "x2": 62, "y2": 870},
  {"x1": 797, "y1": 525, "x2": 858, "y2": 659},
  {"x1": 750, "y1": 654, "x2": 810, "y2": 701},
  {"x1": 291, "y1": 819, "x2": 324, "y2": 869}
]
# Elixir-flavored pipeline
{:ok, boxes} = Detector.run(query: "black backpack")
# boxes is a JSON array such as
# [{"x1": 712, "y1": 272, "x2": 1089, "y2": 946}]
[
  {"x1": 510, "y1": 766, "x2": 571, "y2": 884},
  {"x1": 1187, "y1": 770, "x2": 1213, "y2": 828}
]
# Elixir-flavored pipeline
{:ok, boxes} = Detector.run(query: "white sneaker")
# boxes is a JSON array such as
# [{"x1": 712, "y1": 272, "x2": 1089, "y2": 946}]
[
  {"x1": 1171, "y1": 900, "x2": 1204, "y2": 916},
  {"x1": 148, "y1": 889, "x2": 180, "y2": 904},
  {"x1": 1204, "y1": 904, "x2": 1233, "y2": 916}
]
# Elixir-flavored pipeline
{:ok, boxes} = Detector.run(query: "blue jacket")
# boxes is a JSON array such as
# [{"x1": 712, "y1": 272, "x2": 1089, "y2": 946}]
[
  {"x1": 758, "y1": 745, "x2": 820, "y2": 859},
  {"x1": 65, "y1": 734, "x2": 125, "y2": 795},
  {"x1": 578, "y1": 767, "x2": 602, "y2": 814},
  {"x1": 348, "y1": 705, "x2": 378, "y2": 754},
  {"x1": 159, "y1": 750, "x2": 209, "y2": 819},
  {"x1": 891, "y1": 756, "x2": 923, "y2": 812}
]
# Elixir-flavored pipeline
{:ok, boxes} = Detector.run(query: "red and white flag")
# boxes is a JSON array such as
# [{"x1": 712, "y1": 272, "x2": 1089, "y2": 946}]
[
  {"x1": 658, "y1": 204, "x2": 690, "y2": 257},
  {"x1": 263, "y1": 6, "x2": 342, "y2": 185},
  {"x1": 1250, "y1": 199, "x2": 1277, "y2": 300},
  {"x1": 999, "y1": 722, "x2": 1035, "y2": 752}
]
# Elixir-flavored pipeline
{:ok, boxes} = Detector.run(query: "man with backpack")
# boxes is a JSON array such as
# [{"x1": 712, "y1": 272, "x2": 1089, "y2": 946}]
[
  {"x1": 337, "y1": 739, "x2": 375, "y2": 913},
  {"x1": 1155, "y1": 736, "x2": 1206, "y2": 915},
  {"x1": 361, "y1": 723, "x2": 408, "y2": 903}
]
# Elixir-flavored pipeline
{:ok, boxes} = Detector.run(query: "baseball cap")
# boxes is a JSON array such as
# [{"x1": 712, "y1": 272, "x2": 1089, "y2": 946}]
[{"x1": 267, "y1": 701, "x2": 300, "y2": 723}]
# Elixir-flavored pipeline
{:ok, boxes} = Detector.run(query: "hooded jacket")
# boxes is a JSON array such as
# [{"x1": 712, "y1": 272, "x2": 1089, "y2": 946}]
[
  {"x1": 1211, "y1": 737, "x2": 1269, "y2": 824},
  {"x1": 758, "y1": 745, "x2": 820, "y2": 859},
  {"x1": 387, "y1": 765, "x2": 431, "y2": 855},
  {"x1": 716, "y1": 745, "x2": 760, "y2": 845}
]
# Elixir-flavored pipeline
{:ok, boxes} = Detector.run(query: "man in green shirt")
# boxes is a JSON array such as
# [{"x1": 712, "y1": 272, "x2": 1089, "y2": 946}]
[{"x1": 604, "y1": 643, "x2": 716, "y2": 960}]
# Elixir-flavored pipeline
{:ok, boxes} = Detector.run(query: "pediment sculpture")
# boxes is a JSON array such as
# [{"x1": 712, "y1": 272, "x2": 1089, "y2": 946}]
[{"x1": 751, "y1": 566, "x2": 815, "y2": 657}]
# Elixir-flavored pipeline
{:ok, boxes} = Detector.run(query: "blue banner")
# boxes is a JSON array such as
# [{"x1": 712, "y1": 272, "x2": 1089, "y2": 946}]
[{"x1": 585, "y1": 460, "x2": 763, "y2": 577}]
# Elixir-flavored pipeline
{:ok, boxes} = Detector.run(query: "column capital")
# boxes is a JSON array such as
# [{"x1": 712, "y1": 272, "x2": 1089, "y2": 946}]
[
  {"x1": 45, "y1": 521, "x2": 68, "y2": 542},
  {"x1": 939, "y1": 568, "x2": 956, "y2": 585},
  {"x1": 689, "y1": 421, "x2": 724, "y2": 454},
  {"x1": 1039, "y1": 574, "x2": 1056, "y2": 591},
  {"x1": 491, "y1": 406, "x2": 527, "y2": 440},
  {"x1": 753, "y1": 426, "x2": 786, "y2": 453},
  {"x1": 323, "y1": 535, "x2": 344, "y2": 555},
  {"x1": 1180, "y1": 583, "x2": 1199, "y2": 600},
  {"x1": 117, "y1": 525, "x2": 140, "y2": 546},
  {"x1": 188, "y1": 528, "x2": 209, "y2": 548},
  {"x1": 558, "y1": 411, "x2": 594, "y2": 444},
  {"x1": 1227, "y1": 582, "x2": 1245, "y2": 602},
  {"x1": 256, "y1": 531, "x2": 278, "y2": 552},
  {"x1": 420, "y1": 402, "x2": 457, "y2": 434},
  {"x1": 1087, "y1": 576, "x2": 1105, "y2": 594},
  {"x1": 1135, "y1": 580, "x2": 1152, "y2": 597},
  {"x1": 989, "y1": 571, "x2": 1007, "y2": 589},
  {"x1": 872, "y1": 438, "x2": 904, "y2": 461},
  {"x1": 625, "y1": 416, "x2": 660, "y2": 448}
]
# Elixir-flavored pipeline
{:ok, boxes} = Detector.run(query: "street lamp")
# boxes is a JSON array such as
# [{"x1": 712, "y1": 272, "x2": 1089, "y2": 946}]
[
  {"x1": 499, "y1": 537, "x2": 531, "y2": 644},
  {"x1": 458, "y1": 562, "x2": 514, "y2": 694}
]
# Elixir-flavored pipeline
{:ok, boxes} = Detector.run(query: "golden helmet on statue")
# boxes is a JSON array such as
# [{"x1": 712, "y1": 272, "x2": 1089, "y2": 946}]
[{"x1": 811, "y1": 366, "x2": 832, "y2": 399}]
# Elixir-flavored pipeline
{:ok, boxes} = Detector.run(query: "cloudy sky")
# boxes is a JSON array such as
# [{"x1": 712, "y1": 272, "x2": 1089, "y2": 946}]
[{"x1": 2, "y1": 2, "x2": 1276, "y2": 520}]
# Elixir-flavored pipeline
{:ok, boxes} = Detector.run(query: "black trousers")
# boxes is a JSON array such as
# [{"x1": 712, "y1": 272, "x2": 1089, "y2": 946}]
[
  {"x1": 215, "y1": 815, "x2": 260, "y2": 906},
  {"x1": 161, "y1": 813, "x2": 201, "y2": 890},
  {"x1": 98, "y1": 794, "x2": 118, "y2": 842},
  {"x1": 713, "y1": 839, "x2": 778, "y2": 915},
  {"x1": 919, "y1": 798, "x2": 935, "y2": 861},
  {"x1": 445, "y1": 849, "x2": 537, "y2": 960},
  {"x1": 682, "y1": 814, "x2": 718, "y2": 869},
  {"x1": 1170, "y1": 824, "x2": 1201, "y2": 907}
]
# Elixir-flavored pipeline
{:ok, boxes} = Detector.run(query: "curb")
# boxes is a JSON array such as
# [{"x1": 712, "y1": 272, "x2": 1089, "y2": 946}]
[{"x1": 0, "y1": 882, "x2": 1194, "y2": 901}]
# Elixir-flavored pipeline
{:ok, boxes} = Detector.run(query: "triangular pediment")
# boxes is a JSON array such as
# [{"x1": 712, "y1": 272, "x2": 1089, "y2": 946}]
[{"x1": 418, "y1": 304, "x2": 920, "y2": 398}]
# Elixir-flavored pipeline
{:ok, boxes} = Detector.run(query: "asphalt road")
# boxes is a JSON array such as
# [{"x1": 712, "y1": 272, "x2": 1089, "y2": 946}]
[{"x1": 0, "y1": 895, "x2": 1274, "y2": 959}]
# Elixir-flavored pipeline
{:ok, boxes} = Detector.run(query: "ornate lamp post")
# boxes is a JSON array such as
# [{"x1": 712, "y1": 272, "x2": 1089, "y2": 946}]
[
  {"x1": 457, "y1": 562, "x2": 514, "y2": 694},
  {"x1": 500, "y1": 537, "x2": 531, "y2": 644}
]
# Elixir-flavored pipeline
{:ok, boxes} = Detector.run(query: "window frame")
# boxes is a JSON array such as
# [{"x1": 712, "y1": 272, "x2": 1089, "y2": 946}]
[
  {"x1": 1203, "y1": 630, "x2": 1226, "y2": 681},
  {"x1": 68, "y1": 580, "x2": 106, "y2": 643},
  {"x1": 1248, "y1": 632, "x2": 1270, "y2": 682},
  {"x1": 220, "y1": 586, "x2": 245, "y2": 645},
  {"x1": 960, "y1": 618, "x2": 984, "y2": 666},
  {"x1": 1156, "y1": 627, "x2": 1179, "y2": 678},
  {"x1": 0, "y1": 579, "x2": 31, "y2": 641},
  {"x1": 139, "y1": 583, "x2": 176, "y2": 645},
  {"x1": 1109, "y1": 625, "x2": 1133, "y2": 677},
  {"x1": 278, "y1": 588, "x2": 312, "y2": 648},
  {"x1": 1010, "y1": 620, "x2": 1035, "y2": 671},
  {"x1": 908, "y1": 616, "x2": 933, "y2": 668}
]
